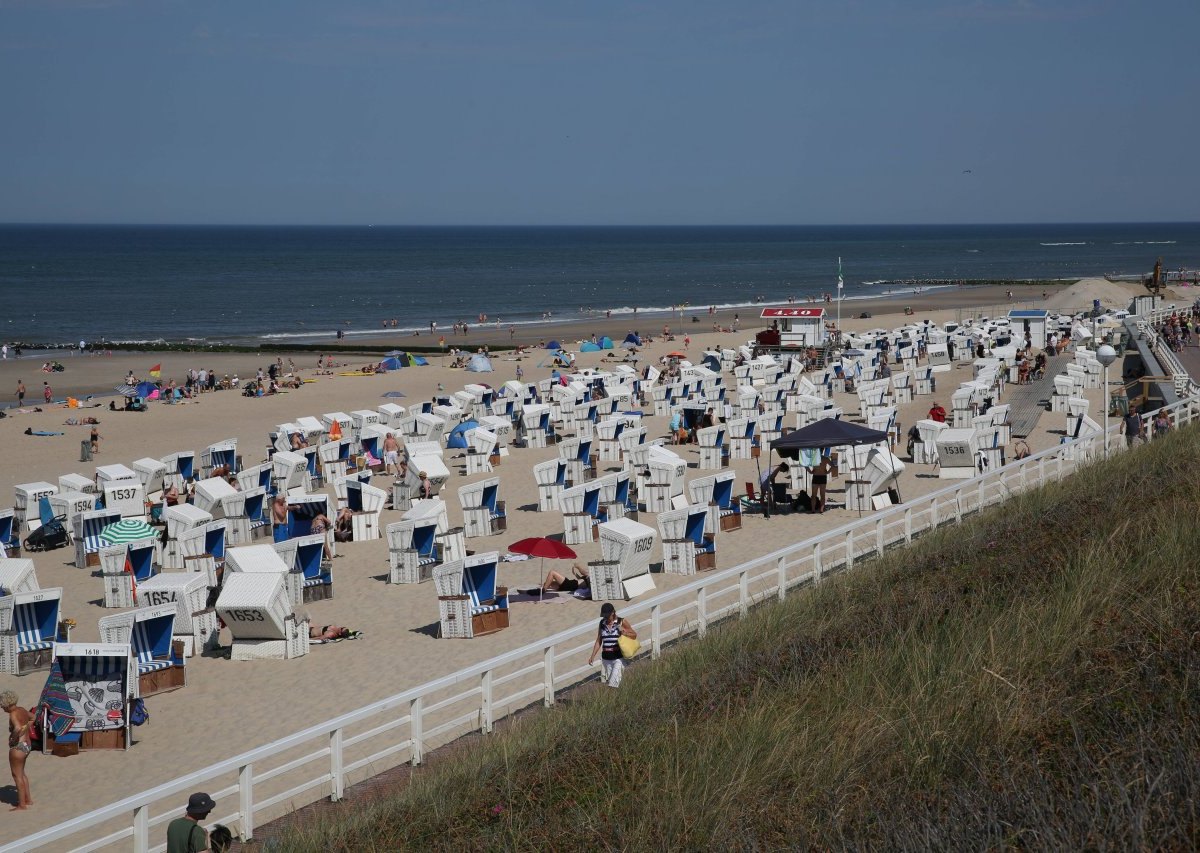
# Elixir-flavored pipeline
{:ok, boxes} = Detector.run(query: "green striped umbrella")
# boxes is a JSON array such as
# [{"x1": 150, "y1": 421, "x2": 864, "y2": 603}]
[{"x1": 99, "y1": 519, "x2": 156, "y2": 545}]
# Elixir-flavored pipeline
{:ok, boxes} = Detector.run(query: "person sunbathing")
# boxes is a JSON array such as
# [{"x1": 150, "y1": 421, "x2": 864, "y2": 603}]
[
  {"x1": 164, "y1": 485, "x2": 181, "y2": 507},
  {"x1": 290, "y1": 432, "x2": 308, "y2": 450},
  {"x1": 521, "y1": 563, "x2": 591, "y2": 597},
  {"x1": 309, "y1": 624, "x2": 362, "y2": 641}
]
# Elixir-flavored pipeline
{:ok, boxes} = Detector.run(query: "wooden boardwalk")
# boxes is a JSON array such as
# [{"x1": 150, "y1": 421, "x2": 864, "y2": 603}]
[{"x1": 1006, "y1": 353, "x2": 1071, "y2": 438}]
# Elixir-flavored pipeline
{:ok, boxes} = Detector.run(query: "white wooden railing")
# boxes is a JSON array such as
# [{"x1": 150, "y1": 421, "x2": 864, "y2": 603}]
[{"x1": 8, "y1": 391, "x2": 1200, "y2": 853}]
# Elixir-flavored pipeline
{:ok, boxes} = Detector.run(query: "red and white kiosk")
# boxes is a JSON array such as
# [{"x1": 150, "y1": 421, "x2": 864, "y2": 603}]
[{"x1": 756, "y1": 307, "x2": 828, "y2": 348}]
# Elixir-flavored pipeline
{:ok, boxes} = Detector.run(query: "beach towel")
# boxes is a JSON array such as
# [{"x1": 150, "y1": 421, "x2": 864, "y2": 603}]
[
  {"x1": 38, "y1": 660, "x2": 76, "y2": 738},
  {"x1": 24, "y1": 428, "x2": 64, "y2": 436}
]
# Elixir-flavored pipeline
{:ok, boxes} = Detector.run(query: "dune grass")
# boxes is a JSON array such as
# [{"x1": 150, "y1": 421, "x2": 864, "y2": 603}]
[{"x1": 272, "y1": 428, "x2": 1200, "y2": 851}]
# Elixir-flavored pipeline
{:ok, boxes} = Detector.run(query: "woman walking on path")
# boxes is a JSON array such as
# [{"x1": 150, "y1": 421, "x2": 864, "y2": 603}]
[
  {"x1": 587, "y1": 603, "x2": 637, "y2": 688},
  {"x1": 3, "y1": 690, "x2": 33, "y2": 810}
]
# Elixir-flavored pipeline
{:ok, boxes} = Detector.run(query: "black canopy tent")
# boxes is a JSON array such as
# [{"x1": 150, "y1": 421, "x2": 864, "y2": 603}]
[{"x1": 765, "y1": 419, "x2": 898, "y2": 517}]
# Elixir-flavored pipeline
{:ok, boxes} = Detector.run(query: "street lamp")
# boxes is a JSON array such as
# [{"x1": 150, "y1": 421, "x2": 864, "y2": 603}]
[{"x1": 1096, "y1": 344, "x2": 1117, "y2": 458}]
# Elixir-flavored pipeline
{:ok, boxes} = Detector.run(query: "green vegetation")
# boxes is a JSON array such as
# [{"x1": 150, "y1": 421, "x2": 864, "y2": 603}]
[{"x1": 274, "y1": 429, "x2": 1200, "y2": 851}]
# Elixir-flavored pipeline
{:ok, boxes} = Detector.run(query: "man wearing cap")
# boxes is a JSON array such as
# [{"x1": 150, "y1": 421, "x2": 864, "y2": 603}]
[{"x1": 167, "y1": 792, "x2": 215, "y2": 853}]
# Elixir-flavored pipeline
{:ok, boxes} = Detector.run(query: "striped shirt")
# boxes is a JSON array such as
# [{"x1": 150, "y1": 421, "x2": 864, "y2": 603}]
[{"x1": 599, "y1": 619, "x2": 622, "y2": 660}]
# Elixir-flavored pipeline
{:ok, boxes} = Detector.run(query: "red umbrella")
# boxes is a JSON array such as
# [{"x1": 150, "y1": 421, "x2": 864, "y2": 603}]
[
  {"x1": 508, "y1": 537, "x2": 577, "y2": 560},
  {"x1": 666, "y1": 351, "x2": 687, "y2": 359},
  {"x1": 508, "y1": 537, "x2": 577, "y2": 600}
]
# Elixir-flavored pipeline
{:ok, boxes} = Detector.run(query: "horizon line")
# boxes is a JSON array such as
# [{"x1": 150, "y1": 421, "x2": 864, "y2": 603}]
[{"x1": 2, "y1": 220, "x2": 1198, "y2": 229}]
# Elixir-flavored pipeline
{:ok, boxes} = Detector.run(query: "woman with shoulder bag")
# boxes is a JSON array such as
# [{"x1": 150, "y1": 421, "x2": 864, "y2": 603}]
[{"x1": 587, "y1": 602, "x2": 637, "y2": 688}]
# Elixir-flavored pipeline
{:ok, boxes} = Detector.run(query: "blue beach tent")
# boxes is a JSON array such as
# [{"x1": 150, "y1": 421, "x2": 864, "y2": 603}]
[
  {"x1": 544, "y1": 340, "x2": 561, "y2": 350},
  {"x1": 623, "y1": 333, "x2": 642, "y2": 347},
  {"x1": 600, "y1": 336, "x2": 614, "y2": 350},
  {"x1": 447, "y1": 419, "x2": 481, "y2": 449},
  {"x1": 579, "y1": 341, "x2": 601, "y2": 352},
  {"x1": 378, "y1": 357, "x2": 403, "y2": 371},
  {"x1": 465, "y1": 354, "x2": 494, "y2": 372}
]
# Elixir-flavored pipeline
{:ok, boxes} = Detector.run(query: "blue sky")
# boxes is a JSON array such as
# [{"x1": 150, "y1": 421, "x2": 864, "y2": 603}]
[{"x1": 2, "y1": 0, "x2": 1197, "y2": 225}]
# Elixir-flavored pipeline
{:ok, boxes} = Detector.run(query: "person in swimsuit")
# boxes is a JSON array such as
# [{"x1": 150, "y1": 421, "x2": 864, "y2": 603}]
[
  {"x1": 522, "y1": 563, "x2": 591, "y2": 597},
  {"x1": 308, "y1": 624, "x2": 361, "y2": 641},
  {"x1": 3, "y1": 690, "x2": 33, "y2": 810},
  {"x1": 809, "y1": 454, "x2": 832, "y2": 514},
  {"x1": 307, "y1": 513, "x2": 336, "y2": 561}
]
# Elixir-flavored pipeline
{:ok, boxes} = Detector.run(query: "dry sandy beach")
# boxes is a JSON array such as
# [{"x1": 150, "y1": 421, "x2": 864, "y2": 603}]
[{"x1": 0, "y1": 277, "x2": 1175, "y2": 845}]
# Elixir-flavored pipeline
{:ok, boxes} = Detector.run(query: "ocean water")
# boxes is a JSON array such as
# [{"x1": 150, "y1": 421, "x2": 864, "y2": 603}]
[{"x1": 1, "y1": 223, "x2": 1197, "y2": 346}]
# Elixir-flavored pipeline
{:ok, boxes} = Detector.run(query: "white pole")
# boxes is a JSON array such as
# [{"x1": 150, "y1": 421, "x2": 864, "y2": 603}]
[
  {"x1": 836, "y1": 256, "x2": 843, "y2": 348},
  {"x1": 1103, "y1": 362, "x2": 1110, "y2": 458}
]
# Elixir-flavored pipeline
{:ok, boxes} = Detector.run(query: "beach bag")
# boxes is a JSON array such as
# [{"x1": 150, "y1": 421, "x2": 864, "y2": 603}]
[
  {"x1": 130, "y1": 698, "x2": 149, "y2": 726},
  {"x1": 618, "y1": 635, "x2": 641, "y2": 660}
]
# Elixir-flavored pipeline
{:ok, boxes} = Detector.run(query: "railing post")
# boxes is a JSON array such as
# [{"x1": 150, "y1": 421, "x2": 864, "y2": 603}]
[
  {"x1": 875, "y1": 518, "x2": 884, "y2": 555},
  {"x1": 697, "y1": 587, "x2": 708, "y2": 637},
  {"x1": 133, "y1": 804, "x2": 149, "y2": 853},
  {"x1": 845, "y1": 529, "x2": 854, "y2": 570},
  {"x1": 904, "y1": 507, "x2": 912, "y2": 543},
  {"x1": 239, "y1": 763, "x2": 255, "y2": 840},
  {"x1": 481, "y1": 670, "x2": 493, "y2": 734},
  {"x1": 813, "y1": 542, "x2": 823, "y2": 582},
  {"x1": 330, "y1": 728, "x2": 344, "y2": 801},
  {"x1": 930, "y1": 497, "x2": 939, "y2": 529},
  {"x1": 977, "y1": 476, "x2": 986, "y2": 508},
  {"x1": 651, "y1": 604, "x2": 662, "y2": 659},
  {"x1": 954, "y1": 487, "x2": 963, "y2": 523},
  {"x1": 410, "y1": 697, "x2": 424, "y2": 765},
  {"x1": 543, "y1": 645, "x2": 555, "y2": 707},
  {"x1": 739, "y1": 571, "x2": 749, "y2": 616},
  {"x1": 777, "y1": 556, "x2": 787, "y2": 600}
]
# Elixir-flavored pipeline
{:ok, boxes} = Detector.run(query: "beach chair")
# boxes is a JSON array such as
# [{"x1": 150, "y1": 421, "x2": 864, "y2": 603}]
[
  {"x1": 0, "y1": 587, "x2": 69, "y2": 675},
  {"x1": 40, "y1": 643, "x2": 138, "y2": 755},
  {"x1": 202, "y1": 439, "x2": 239, "y2": 477},
  {"x1": 689, "y1": 471, "x2": 741, "y2": 532},
  {"x1": 236, "y1": 462, "x2": 273, "y2": 495},
  {"x1": 358, "y1": 423, "x2": 392, "y2": 471},
  {"x1": 100, "y1": 537, "x2": 159, "y2": 609},
  {"x1": 317, "y1": 438, "x2": 354, "y2": 483},
  {"x1": 350, "y1": 408, "x2": 381, "y2": 442},
  {"x1": 412, "y1": 413, "x2": 447, "y2": 444},
  {"x1": 464, "y1": 428, "x2": 498, "y2": 476},
  {"x1": 163, "y1": 503, "x2": 213, "y2": 569},
  {"x1": 434, "y1": 552, "x2": 508, "y2": 639},
  {"x1": 659, "y1": 505, "x2": 716, "y2": 575},
  {"x1": 273, "y1": 533, "x2": 333, "y2": 602},
  {"x1": 0, "y1": 558, "x2": 39, "y2": 596},
  {"x1": 391, "y1": 464, "x2": 422, "y2": 513},
  {"x1": 219, "y1": 485, "x2": 269, "y2": 545},
  {"x1": 58, "y1": 472, "x2": 100, "y2": 497},
  {"x1": 161, "y1": 450, "x2": 197, "y2": 491},
  {"x1": 521, "y1": 403, "x2": 552, "y2": 449},
  {"x1": 377, "y1": 402, "x2": 407, "y2": 425},
  {"x1": 595, "y1": 417, "x2": 625, "y2": 464},
  {"x1": 137, "y1": 572, "x2": 218, "y2": 656},
  {"x1": 193, "y1": 476, "x2": 238, "y2": 519},
  {"x1": 132, "y1": 457, "x2": 167, "y2": 499},
  {"x1": 14, "y1": 482, "x2": 57, "y2": 530},
  {"x1": 276, "y1": 493, "x2": 331, "y2": 541},
  {"x1": 216, "y1": 572, "x2": 309, "y2": 661},
  {"x1": 0, "y1": 509, "x2": 20, "y2": 557},
  {"x1": 589, "y1": 519, "x2": 657, "y2": 601},
  {"x1": 179, "y1": 521, "x2": 227, "y2": 581},
  {"x1": 559, "y1": 482, "x2": 601, "y2": 545},
  {"x1": 99, "y1": 476, "x2": 146, "y2": 520},
  {"x1": 533, "y1": 459, "x2": 568, "y2": 512},
  {"x1": 386, "y1": 517, "x2": 441, "y2": 584},
  {"x1": 696, "y1": 424, "x2": 727, "y2": 470},
  {"x1": 345, "y1": 480, "x2": 387, "y2": 541},
  {"x1": 458, "y1": 477, "x2": 506, "y2": 539},
  {"x1": 641, "y1": 446, "x2": 687, "y2": 513},
  {"x1": 74, "y1": 507, "x2": 122, "y2": 568},
  {"x1": 271, "y1": 450, "x2": 310, "y2": 495},
  {"x1": 98, "y1": 604, "x2": 185, "y2": 696}
]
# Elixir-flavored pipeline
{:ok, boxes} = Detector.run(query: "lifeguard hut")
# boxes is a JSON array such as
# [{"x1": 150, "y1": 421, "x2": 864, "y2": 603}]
[
  {"x1": 756, "y1": 307, "x2": 828, "y2": 349},
  {"x1": 1007, "y1": 309, "x2": 1048, "y2": 349}
]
